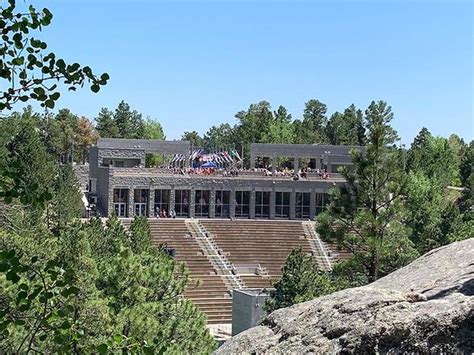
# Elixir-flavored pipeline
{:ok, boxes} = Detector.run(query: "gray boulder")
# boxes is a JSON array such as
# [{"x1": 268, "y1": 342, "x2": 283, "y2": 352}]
[{"x1": 216, "y1": 239, "x2": 474, "y2": 354}]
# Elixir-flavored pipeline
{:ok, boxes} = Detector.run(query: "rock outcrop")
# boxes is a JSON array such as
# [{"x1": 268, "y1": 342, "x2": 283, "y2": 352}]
[{"x1": 217, "y1": 239, "x2": 474, "y2": 354}]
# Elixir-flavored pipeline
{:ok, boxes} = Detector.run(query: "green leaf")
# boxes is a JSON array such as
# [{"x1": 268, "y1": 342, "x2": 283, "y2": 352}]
[
  {"x1": 6, "y1": 270, "x2": 20, "y2": 283},
  {"x1": 97, "y1": 343, "x2": 108, "y2": 354},
  {"x1": 45, "y1": 99, "x2": 55, "y2": 109},
  {"x1": 91, "y1": 84, "x2": 100, "y2": 93}
]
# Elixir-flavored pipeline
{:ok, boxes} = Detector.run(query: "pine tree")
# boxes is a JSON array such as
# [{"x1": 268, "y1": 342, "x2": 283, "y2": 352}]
[
  {"x1": 96, "y1": 107, "x2": 118, "y2": 138},
  {"x1": 264, "y1": 248, "x2": 335, "y2": 313},
  {"x1": 318, "y1": 101, "x2": 418, "y2": 283}
]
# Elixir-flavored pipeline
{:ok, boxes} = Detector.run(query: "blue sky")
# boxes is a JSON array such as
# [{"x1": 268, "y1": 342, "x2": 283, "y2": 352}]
[{"x1": 27, "y1": 0, "x2": 472, "y2": 144}]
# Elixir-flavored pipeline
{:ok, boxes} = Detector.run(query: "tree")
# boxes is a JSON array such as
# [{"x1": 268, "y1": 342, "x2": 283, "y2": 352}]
[
  {"x1": 203, "y1": 123, "x2": 235, "y2": 150},
  {"x1": 264, "y1": 248, "x2": 336, "y2": 313},
  {"x1": 0, "y1": 1, "x2": 108, "y2": 111},
  {"x1": 294, "y1": 99, "x2": 328, "y2": 144},
  {"x1": 114, "y1": 101, "x2": 144, "y2": 139},
  {"x1": 318, "y1": 101, "x2": 418, "y2": 283},
  {"x1": 143, "y1": 118, "x2": 165, "y2": 140},
  {"x1": 326, "y1": 104, "x2": 365, "y2": 145},
  {"x1": 74, "y1": 117, "x2": 99, "y2": 164},
  {"x1": 0, "y1": 118, "x2": 55, "y2": 206},
  {"x1": 49, "y1": 165, "x2": 83, "y2": 234},
  {"x1": 95, "y1": 108, "x2": 118, "y2": 138},
  {"x1": 182, "y1": 130, "x2": 204, "y2": 147}
]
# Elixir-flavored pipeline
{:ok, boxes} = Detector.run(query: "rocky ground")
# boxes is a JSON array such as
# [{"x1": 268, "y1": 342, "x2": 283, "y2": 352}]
[{"x1": 216, "y1": 238, "x2": 474, "y2": 354}]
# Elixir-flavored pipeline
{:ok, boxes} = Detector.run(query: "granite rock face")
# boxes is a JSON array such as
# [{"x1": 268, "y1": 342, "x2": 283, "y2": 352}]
[{"x1": 216, "y1": 239, "x2": 474, "y2": 354}]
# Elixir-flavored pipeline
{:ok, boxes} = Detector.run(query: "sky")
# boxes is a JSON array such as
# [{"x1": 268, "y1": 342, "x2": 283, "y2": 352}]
[{"x1": 23, "y1": 0, "x2": 473, "y2": 144}]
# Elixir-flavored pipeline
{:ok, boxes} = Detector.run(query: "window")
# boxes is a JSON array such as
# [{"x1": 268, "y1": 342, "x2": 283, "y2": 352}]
[
  {"x1": 275, "y1": 191, "x2": 290, "y2": 218},
  {"x1": 315, "y1": 193, "x2": 330, "y2": 215},
  {"x1": 114, "y1": 160, "x2": 124, "y2": 167},
  {"x1": 255, "y1": 191, "x2": 270, "y2": 218},
  {"x1": 295, "y1": 192, "x2": 310, "y2": 219},
  {"x1": 215, "y1": 190, "x2": 230, "y2": 218},
  {"x1": 195, "y1": 190, "x2": 210, "y2": 217},
  {"x1": 113, "y1": 188, "x2": 128, "y2": 217},
  {"x1": 175, "y1": 190, "x2": 190, "y2": 217},
  {"x1": 154, "y1": 189, "x2": 170, "y2": 216},
  {"x1": 134, "y1": 189, "x2": 149, "y2": 216},
  {"x1": 235, "y1": 191, "x2": 250, "y2": 218}
]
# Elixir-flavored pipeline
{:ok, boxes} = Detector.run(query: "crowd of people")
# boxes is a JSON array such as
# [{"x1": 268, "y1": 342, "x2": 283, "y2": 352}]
[
  {"x1": 155, "y1": 207, "x2": 176, "y2": 219},
  {"x1": 146, "y1": 164, "x2": 332, "y2": 180}
]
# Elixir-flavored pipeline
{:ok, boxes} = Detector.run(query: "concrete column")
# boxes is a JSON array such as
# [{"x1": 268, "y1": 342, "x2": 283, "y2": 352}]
[
  {"x1": 209, "y1": 188, "x2": 216, "y2": 218},
  {"x1": 269, "y1": 186, "x2": 276, "y2": 219},
  {"x1": 128, "y1": 188, "x2": 134, "y2": 218},
  {"x1": 249, "y1": 189, "x2": 256, "y2": 219},
  {"x1": 148, "y1": 187, "x2": 155, "y2": 217},
  {"x1": 229, "y1": 189, "x2": 236, "y2": 218},
  {"x1": 169, "y1": 187, "x2": 175, "y2": 215},
  {"x1": 108, "y1": 187, "x2": 114, "y2": 217},
  {"x1": 289, "y1": 189, "x2": 296, "y2": 220},
  {"x1": 293, "y1": 157, "x2": 299, "y2": 174},
  {"x1": 189, "y1": 187, "x2": 196, "y2": 218},
  {"x1": 309, "y1": 189, "x2": 316, "y2": 220},
  {"x1": 271, "y1": 154, "x2": 276, "y2": 176},
  {"x1": 250, "y1": 153, "x2": 256, "y2": 169}
]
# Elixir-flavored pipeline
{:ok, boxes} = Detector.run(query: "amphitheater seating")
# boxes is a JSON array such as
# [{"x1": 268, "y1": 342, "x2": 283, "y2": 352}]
[
  {"x1": 124, "y1": 219, "x2": 232, "y2": 324},
  {"x1": 201, "y1": 220, "x2": 314, "y2": 289}
]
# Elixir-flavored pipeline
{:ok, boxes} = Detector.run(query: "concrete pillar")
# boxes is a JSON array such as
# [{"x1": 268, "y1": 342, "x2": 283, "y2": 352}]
[
  {"x1": 229, "y1": 189, "x2": 236, "y2": 218},
  {"x1": 249, "y1": 189, "x2": 256, "y2": 219},
  {"x1": 209, "y1": 188, "x2": 216, "y2": 218},
  {"x1": 293, "y1": 157, "x2": 299, "y2": 174},
  {"x1": 269, "y1": 186, "x2": 276, "y2": 219},
  {"x1": 128, "y1": 188, "x2": 134, "y2": 218},
  {"x1": 148, "y1": 187, "x2": 155, "y2": 217},
  {"x1": 309, "y1": 189, "x2": 316, "y2": 220},
  {"x1": 271, "y1": 154, "x2": 276, "y2": 176},
  {"x1": 169, "y1": 187, "x2": 176, "y2": 215},
  {"x1": 289, "y1": 189, "x2": 296, "y2": 220},
  {"x1": 250, "y1": 152, "x2": 256, "y2": 169},
  {"x1": 189, "y1": 187, "x2": 196, "y2": 218}
]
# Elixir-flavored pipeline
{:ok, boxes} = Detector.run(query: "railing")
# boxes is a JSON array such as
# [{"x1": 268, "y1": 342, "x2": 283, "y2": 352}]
[
  {"x1": 303, "y1": 221, "x2": 333, "y2": 271},
  {"x1": 186, "y1": 220, "x2": 245, "y2": 290}
]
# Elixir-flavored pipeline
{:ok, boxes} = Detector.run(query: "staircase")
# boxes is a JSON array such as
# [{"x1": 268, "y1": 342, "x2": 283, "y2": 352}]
[
  {"x1": 185, "y1": 219, "x2": 245, "y2": 290},
  {"x1": 302, "y1": 221, "x2": 334, "y2": 271}
]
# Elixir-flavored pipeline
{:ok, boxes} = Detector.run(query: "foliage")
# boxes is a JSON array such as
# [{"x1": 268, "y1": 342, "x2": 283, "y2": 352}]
[
  {"x1": 264, "y1": 248, "x2": 338, "y2": 313},
  {"x1": 326, "y1": 104, "x2": 365, "y2": 146},
  {"x1": 0, "y1": 117, "x2": 55, "y2": 206},
  {"x1": 74, "y1": 117, "x2": 99, "y2": 164},
  {"x1": 182, "y1": 130, "x2": 205, "y2": 147},
  {"x1": 203, "y1": 123, "x2": 235, "y2": 150},
  {"x1": 0, "y1": 0, "x2": 108, "y2": 111},
  {"x1": 48, "y1": 165, "x2": 83, "y2": 234},
  {"x1": 143, "y1": 118, "x2": 165, "y2": 140},
  {"x1": 318, "y1": 101, "x2": 418, "y2": 283},
  {"x1": 0, "y1": 216, "x2": 217, "y2": 353}
]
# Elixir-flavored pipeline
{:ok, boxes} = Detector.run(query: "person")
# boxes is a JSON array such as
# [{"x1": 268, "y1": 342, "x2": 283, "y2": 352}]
[
  {"x1": 170, "y1": 209, "x2": 176, "y2": 219},
  {"x1": 155, "y1": 206, "x2": 160, "y2": 218}
]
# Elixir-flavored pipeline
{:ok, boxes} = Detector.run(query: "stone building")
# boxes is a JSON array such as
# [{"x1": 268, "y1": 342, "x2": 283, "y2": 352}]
[{"x1": 88, "y1": 138, "x2": 361, "y2": 219}]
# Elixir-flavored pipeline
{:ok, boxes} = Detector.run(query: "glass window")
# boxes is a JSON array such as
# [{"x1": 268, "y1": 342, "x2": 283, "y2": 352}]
[
  {"x1": 215, "y1": 190, "x2": 230, "y2": 218},
  {"x1": 315, "y1": 193, "x2": 330, "y2": 215},
  {"x1": 295, "y1": 192, "x2": 310, "y2": 219},
  {"x1": 175, "y1": 190, "x2": 190, "y2": 217},
  {"x1": 275, "y1": 191, "x2": 290, "y2": 218},
  {"x1": 255, "y1": 191, "x2": 270, "y2": 218},
  {"x1": 154, "y1": 189, "x2": 170, "y2": 217},
  {"x1": 235, "y1": 191, "x2": 250, "y2": 218},
  {"x1": 195, "y1": 190, "x2": 210, "y2": 217},
  {"x1": 113, "y1": 188, "x2": 128, "y2": 217},
  {"x1": 133, "y1": 189, "x2": 149, "y2": 216}
]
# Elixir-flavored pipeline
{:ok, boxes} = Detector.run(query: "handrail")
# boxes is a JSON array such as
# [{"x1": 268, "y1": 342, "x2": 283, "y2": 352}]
[
  {"x1": 304, "y1": 221, "x2": 333, "y2": 271},
  {"x1": 189, "y1": 220, "x2": 244, "y2": 289}
]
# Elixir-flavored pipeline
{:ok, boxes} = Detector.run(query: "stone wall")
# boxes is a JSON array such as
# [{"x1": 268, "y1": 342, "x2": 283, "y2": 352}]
[{"x1": 73, "y1": 165, "x2": 89, "y2": 191}]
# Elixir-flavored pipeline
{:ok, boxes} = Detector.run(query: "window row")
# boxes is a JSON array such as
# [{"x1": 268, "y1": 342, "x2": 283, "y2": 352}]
[{"x1": 112, "y1": 188, "x2": 329, "y2": 218}]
